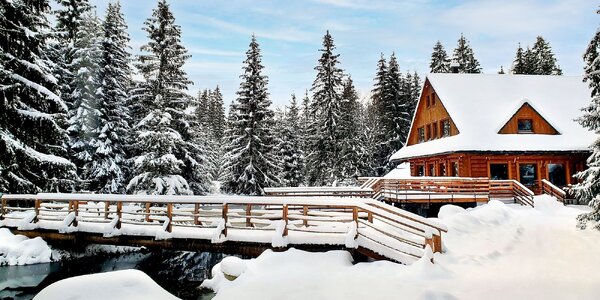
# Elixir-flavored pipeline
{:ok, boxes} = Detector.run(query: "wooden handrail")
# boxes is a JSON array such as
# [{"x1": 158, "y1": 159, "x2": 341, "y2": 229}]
[
  {"x1": 0, "y1": 193, "x2": 447, "y2": 264},
  {"x1": 540, "y1": 179, "x2": 566, "y2": 203}
]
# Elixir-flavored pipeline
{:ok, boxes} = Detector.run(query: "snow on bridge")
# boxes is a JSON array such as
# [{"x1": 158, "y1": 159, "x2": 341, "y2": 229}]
[{"x1": 0, "y1": 193, "x2": 446, "y2": 265}]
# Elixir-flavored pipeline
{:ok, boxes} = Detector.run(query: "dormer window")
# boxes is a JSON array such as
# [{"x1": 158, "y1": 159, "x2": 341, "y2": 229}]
[
  {"x1": 417, "y1": 127, "x2": 425, "y2": 143},
  {"x1": 518, "y1": 119, "x2": 533, "y2": 133}
]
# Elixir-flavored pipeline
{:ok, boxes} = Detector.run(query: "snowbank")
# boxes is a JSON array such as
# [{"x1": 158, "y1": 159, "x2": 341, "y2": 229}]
[
  {"x1": 204, "y1": 197, "x2": 600, "y2": 300},
  {"x1": 0, "y1": 228, "x2": 53, "y2": 266},
  {"x1": 34, "y1": 269, "x2": 179, "y2": 300}
]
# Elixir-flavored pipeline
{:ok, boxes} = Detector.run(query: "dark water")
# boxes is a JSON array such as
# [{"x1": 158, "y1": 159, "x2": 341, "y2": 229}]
[{"x1": 0, "y1": 247, "x2": 223, "y2": 300}]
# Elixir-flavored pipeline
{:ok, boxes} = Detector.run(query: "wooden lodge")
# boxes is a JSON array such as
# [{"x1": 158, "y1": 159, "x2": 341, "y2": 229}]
[{"x1": 389, "y1": 74, "x2": 595, "y2": 194}]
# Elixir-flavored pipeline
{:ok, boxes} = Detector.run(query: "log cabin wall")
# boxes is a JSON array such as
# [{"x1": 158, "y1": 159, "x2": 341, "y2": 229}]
[
  {"x1": 498, "y1": 103, "x2": 560, "y2": 135},
  {"x1": 408, "y1": 152, "x2": 588, "y2": 192},
  {"x1": 407, "y1": 79, "x2": 459, "y2": 146}
]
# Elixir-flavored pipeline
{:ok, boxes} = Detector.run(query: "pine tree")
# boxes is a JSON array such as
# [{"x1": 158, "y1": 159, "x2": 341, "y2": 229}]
[
  {"x1": 306, "y1": 31, "x2": 345, "y2": 185},
  {"x1": 512, "y1": 43, "x2": 527, "y2": 74},
  {"x1": 222, "y1": 35, "x2": 279, "y2": 195},
  {"x1": 91, "y1": 2, "x2": 131, "y2": 194},
  {"x1": 530, "y1": 36, "x2": 562, "y2": 75},
  {"x1": 209, "y1": 86, "x2": 226, "y2": 141},
  {"x1": 429, "y1": 41, "x2": 451, "y2": 73},
  {"x1": 385, "y1": 53, "x2": 406, "y2": 154},
  {"x1": 370, "y1": 53, "x2": 388, "y2": 176},
  {"x1": 52, "y1": 0, "x2": 93, "y2": 113},
  {"x1": 128, "y1": 0, "x2": 208, "y2": 194},
  {"x1": 574, "y1": 8, "x2": 600, "y2": 229},
  {"x1": 498, "y1": 66, "x2": 505, "y2": 74},
  {"x1": 0, "y1": 0, "x2": 76, "y2": 193},
  {"x1": 67, "y1": 12, "x2": 102, "y2": 189},
  {"x1": 278, "y1": 94, "x2": 305, "y2": 186},
  {"x1": 339, "y1": 77, "x2": 368, "y2": 180},
  {"x1": 451, "y1": 34, "x2": 482, "y2": 73}
]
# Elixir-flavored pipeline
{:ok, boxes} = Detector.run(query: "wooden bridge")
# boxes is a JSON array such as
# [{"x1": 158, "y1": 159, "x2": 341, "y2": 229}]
[{"x1": 0, "y1": 193, "x2": 446, "y2": 265}]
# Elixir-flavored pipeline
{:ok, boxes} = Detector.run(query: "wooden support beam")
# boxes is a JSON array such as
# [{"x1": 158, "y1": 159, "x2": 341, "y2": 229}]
[
  {"x1": 194, "y1": 203, "x2": 201, "y2": 225},
  {"x1": 72, "y1": 200, "x2": 79, "y2": 227},
  {"x1": 282, "y1": 205, "x2": 288, "y2": 236},
  {"x1": 302, "y1": 205, "x2": 308, "y2": 227},
  {"x1": 0, "y1": 198, "x2": 6, "y2": 220},
  {"x1": 222, "y1": 203, "x2": 228, "y2": 237},
  {"x1": 145, "y1": 203, "x2": 151, "y2": 222},
  {"x1": 245, "y1": 204, "x2": 252, "y2": 227},
  {"x1": 104, "y1": 201, "x2": 110, "y2": 219},
  {"x1": 432, "y1": 233, "x2": 442, "y2": 253},
  {"x1": 367, "y1": 212, "x2": 373, "y2": 223},
  {"x1": 34, "y1": 199, "x2": 41, "y2": 223},
  {"x1": 166, "y1": 203, "x2": 173, "y2": 233},
  {"x1": 116, "y1": 201, "x2": 122, "y2": 229}
]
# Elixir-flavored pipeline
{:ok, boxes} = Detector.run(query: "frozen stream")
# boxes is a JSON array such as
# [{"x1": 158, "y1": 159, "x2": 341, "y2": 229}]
[{"x1": 0, "y1": 249, "x2": 223, "y2": 300}]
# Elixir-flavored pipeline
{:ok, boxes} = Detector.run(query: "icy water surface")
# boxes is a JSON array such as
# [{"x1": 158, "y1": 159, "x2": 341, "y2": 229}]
[{"x1": 0, "y1": 249, "x2": 222, "y2": 300}]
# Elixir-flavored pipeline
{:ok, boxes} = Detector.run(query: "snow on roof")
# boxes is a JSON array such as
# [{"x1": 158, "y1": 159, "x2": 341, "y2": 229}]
[{"x1": 391, "y1": 73, "x2": 596, "y2": 161}]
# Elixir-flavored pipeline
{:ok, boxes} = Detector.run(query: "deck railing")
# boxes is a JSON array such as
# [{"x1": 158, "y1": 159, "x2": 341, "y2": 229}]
[
  {"x1": 0, "y1": 193, "x2": 446, "y2": 265},
  {"x1": 489, "y1": 180, "x2": 534, "y2": 207},
  {"x1": 540, "y1": 179, "x2": 566, "y2": 203}
]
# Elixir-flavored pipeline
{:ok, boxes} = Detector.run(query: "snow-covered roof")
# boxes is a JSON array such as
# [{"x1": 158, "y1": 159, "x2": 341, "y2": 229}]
[{"x1": 391, "y1": 73, "x2": 596, "y2": 161}]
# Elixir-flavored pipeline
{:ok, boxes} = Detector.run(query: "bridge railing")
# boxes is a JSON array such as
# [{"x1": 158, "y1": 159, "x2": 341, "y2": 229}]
[
  {"x1": 0, "y1": 193, "x2": 447, "y2": 265},
  {"x1": 263, "y1": 187, "x2": 373, "y2": 198}
]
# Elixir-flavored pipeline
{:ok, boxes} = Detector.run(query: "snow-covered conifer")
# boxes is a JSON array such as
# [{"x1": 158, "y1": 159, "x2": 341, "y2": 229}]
[
  {"x1": 451, "y1": 34, "x2": 482, "y2": 73},
  {"x1": 429, "y1": 41, "x2": 450, "y2": 73},
  {"x1": 222, "y1": 35, "x2": 279, "y2": 195},
  {"x1": 306, "y1": 31, "x2": 345, "y2": 185},
  {"x1": 278, "y1": 94, "x2": 305, "y2": 187},
  {"x1": 0, "y1": 0, "x2": 76, "y2": 192},
  {"x1": 530, "y1": 36, "x2": 562, "y2": 75}
]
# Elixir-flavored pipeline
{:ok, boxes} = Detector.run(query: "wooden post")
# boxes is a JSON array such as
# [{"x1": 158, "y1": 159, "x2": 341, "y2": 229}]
[
  {"x1": 0, "y1": 198, "x2": 6, "y2": 220},
  {"x1": 72, "y1": 200, "x2": 79, "y2": 227},
  {"x1": 116, "y1": 201, "x2": 122, "y2": 229},
  {"x1": 222, "y1": 203, "x2": 228, "y2": 237},
  {"x1": 302, "y1": 205, "x2": 308, "y2": 227},
  {"x1": 145, "y1": 203, "x2": 151, "y2": 222},
  {"x1": 425, "y1": 237, "x2": 434, "y2": 252},
  {"x1": 282, "y1": 205, "x2": 288, "y2": 236},
  {"x1": 432, "y1": 233, "x2": 442, "y2": 253},
  {"x1": 166, "y1": 203, "x2": 173, "y2": 233},
  {"x1": 352, "y1": 207, "x2": 358, "y2": 224},
  {"x1": 194, "y1": 203, "x2": 201, "y2": 225},
  {"x1": 104, "y1": 201, "x2": 110, "y2": 219},
  {"x1": 245, "y1": 204, "x2": 252, "y2": 227},
  {"x1": 367, "y1": 212, "x2": 373, "y2": 223},
  {"x1": 34, "y1": 199, "x2": 41, "y2": 223}
]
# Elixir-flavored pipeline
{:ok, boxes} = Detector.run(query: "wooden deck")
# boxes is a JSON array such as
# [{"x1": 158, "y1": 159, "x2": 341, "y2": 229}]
[{"x1": 0, "y1": 194, "x2": 447, "y2": 265}]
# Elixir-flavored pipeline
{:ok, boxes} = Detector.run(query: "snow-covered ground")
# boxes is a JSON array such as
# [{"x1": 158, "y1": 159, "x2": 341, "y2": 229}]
[
  {"x1": 203, "y1": 196, "x2": 600, "y2": 300},
  {"x1": 0, "y1": 228, "x2": 53, "y2": 266},
  {"x1": 34, "y1": 269, "x2": 179, "y2": 300}
]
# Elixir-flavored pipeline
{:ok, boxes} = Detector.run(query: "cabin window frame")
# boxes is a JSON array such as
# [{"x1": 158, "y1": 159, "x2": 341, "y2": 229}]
[
  {"x1": 431, "y1": 92, "x2": 436, "y2": 106},
  {"x1": 432, "y1": 122, "x2": 438, "y2": 139},
  {"x1": 451, "y1": 161, "x2": 459, "y2": 177},
  {"x1": 547, "y1": 162, "x2": 567, "y2": 187},
  {"x1": 441, "y1": 119, "x2": 451, "y2": 137},
  {"x1": 426, "y1": 95, "x2": 431, "y2": 107},
  {"x1": 416, "y1": 164, "x2": 425, "y2": 177},
  {"x1": 427, "y1": 163, "x2": 436, "y2": 177},
  {"x1": 517, "y1": 162, "x2": 539, "y2": 187},
  {"x1": 517, "y1": 118, "x2": 534, "y2": 133},
  {"x1": 417, "y1": 127, "x2": 425, "y2": 143}
]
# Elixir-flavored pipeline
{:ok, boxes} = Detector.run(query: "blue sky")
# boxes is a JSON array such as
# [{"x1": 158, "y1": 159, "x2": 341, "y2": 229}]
[{"x1": 89, "y1": 0, "x2": 597, "y2": 108}]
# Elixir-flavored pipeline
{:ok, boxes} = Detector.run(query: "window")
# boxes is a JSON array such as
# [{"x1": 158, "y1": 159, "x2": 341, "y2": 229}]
[
  {"x1": 417, "y1": 127, "x2": 425, "y2": 143},
  {"x1": 442, "y1": 119, "x2": 451, "y2": 137},
  {"x1": 440, "y1": 163, "x2": 446, "y2": 176},
  {"x1": 432, "y1": 122, "x2": 438, "y2": 139},
  {"x1": 426, "y1": 124, "x2": 431, "y2": 140},
  {"x1": 490, "y1": 163, "x2": 509, "y2": 180},
  {"x1": 426, "y1": 95, "x2": 430, "y2": 107},
  {"x1": 428, "y1": 164, "x2": 436, "y2": 176},
  {"x1": 431, "y1": 93, "x2": 436, "y2": 106},
  {"x1": 416, "y1": 165, "x2": 425, "y2": 176},
  {"x1": 548, "y1": 164, "x2": 566, "y2": 186},
  {"x1": 452, "y1": 162, "x2": 459, "y2": 177},
  {"x1": 519, "y1": 163, "x2": 537, "y2": 186},
  {"x1": 518, "y1": 119, "x2": 533, "y2": 133}
]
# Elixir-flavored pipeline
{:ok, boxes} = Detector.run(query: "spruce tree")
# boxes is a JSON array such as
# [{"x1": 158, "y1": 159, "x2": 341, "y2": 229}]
[
  {"x1": 67, "y1": 12, "x2": 102, "y2": 189},
  {"x1": 451, "y1": 34, "x2": 482, "y2": 73},
  {"x1": 209, "y1": 86, "x2": 226, "y2": 141},
  {"x1": 222, "y1": 35, "x2": 279, "y2": 195},
  {"x1": 370, "y1": 53, "x2": 388, "y2": 176},
  {"x1": 512, "y1": 43, "x2": 527, "y2": 74},
  {"x1": 530, "y1": 36, "x2": 562, "y2": 75},
  {"x1": 574, "y1": 8, "x2": 600, "y2": 229},
  {"x1": 306, "y1": 31, "x2": 345, "y2": 185},
  {"x1": 91, "y1": 2, "x2": 131, "y2": 193},
  {"x1": 429, "y1": 41, "x2": 451, "y2": 73},
  {"x1": 53, "y1": 0, "x2": 93, "y2": 111},
  {"x1": 0, "y1": 0, "x2": 76, "y2": 193},
  {"x1": 339, "y1": 77, "x2": 368, "y2": 180},
  {"x1": 128, "y1": 0, "x2": 209, "y2": 194},
  {"x1": 278, "y1": 94, "x2": 305, "y2": 187}
]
